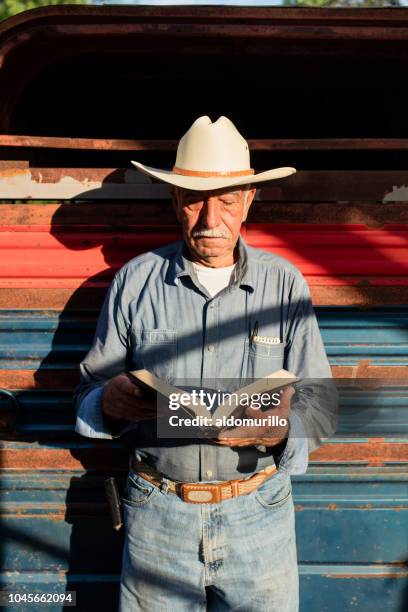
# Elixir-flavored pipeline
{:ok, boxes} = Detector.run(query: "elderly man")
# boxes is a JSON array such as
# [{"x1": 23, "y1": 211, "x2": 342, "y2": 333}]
[{"x1": 75, "y1": 116, "x2": 335, "y2": 612}]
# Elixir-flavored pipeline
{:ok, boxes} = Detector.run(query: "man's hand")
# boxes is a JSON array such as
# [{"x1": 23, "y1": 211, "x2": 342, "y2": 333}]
[
  {"x1": 102, "y1": 373, "x2": 157, "y2": 422},
  {"x1": 213, "y1": 386, "x2": 295, "y2": 448}
]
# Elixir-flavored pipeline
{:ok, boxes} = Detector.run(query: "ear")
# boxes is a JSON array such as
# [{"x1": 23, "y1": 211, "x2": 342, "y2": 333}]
[
  {"x1": 171, "y1": 187, "x2": 183, "y2": 223},
  {"x1": 242, "y1": 188, "x2": 256, "y2": 222}
]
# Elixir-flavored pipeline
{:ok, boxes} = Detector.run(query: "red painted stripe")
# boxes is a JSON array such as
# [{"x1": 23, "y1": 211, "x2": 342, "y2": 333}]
[{"x1": 0, "y1": 226, "x2": 406, "y2": 287}]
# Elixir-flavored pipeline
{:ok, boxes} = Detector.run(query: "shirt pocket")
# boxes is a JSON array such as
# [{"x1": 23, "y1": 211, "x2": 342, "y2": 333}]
[
  {"x1": 131, "y1": 328, "x2": 177, "y2": 383},
  {"x1": 244, "y1": 339, "x2": 286, "y2": 378}
]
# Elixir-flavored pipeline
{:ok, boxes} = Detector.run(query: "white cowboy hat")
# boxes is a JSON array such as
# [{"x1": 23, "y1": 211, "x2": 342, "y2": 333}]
[{"x1": 131, "y1": 115, "x2": 296, "y2": 191}]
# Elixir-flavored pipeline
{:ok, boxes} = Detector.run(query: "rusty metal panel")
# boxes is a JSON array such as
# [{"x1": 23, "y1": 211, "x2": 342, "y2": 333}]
[
  {"x1": 2, "y1": 386, "x2": 407, "y2": 440},
  {"x1": 0, "y1": 176, "x2": 407, "y2": 608},
  {"x1": 0, "y1": 467, "x2": 407, "y2": 610},
  {"x1": 1, "y1": 167, "x2": 408, "y2": 201},
  {"x1": 0, "y1": 307, "x2": 407, "y2": 471},
  {"x1": 0, "y1": 469, "x2": 406, "y2": 568},
  {"x1": 1, "y1": 286, "x2": 408, "y2": 310},
  {"x1": 1, "y1": 200, "x2": 408, "y2": 226},
  {"x1": 0, "y1": 6, "x2": 407, "y2": 611},
  {"x1": 3, "y1": 134, "x2": 408, "y2": 151}
]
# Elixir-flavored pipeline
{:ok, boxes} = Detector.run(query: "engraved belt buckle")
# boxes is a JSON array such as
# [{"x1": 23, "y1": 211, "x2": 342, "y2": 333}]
[{"x1": 180, "y1": 484, "x2": 222, "y2": 504}]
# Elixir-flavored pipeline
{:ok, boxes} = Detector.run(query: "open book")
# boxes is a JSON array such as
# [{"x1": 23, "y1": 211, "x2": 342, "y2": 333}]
[{"x1": 128, "y1": 369, "x2": 299, "y2": 432}]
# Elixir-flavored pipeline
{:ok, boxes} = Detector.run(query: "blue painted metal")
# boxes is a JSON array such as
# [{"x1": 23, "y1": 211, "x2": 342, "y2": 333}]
[
  {"x1": 0, "y1": 308, "x2": 407, "y2": 368},
  {"x1": 318, "y1": 308, "x2": 408, "y2": 364},
  {"x1": 3, "y1": 568, "x2": 405, "y2": 612},
  {"x1": 0, "y1": 309, "x2": 407, "y2": 609},
  {"x1": 299, "y1": 566, "x2": 408, "y2": 612},
  {"x1": 0, "y1": 468, "x2": 407, "y2": 611},
  {"x1": 0, "y1": 469, "x2": 407, "y2": 567},
  {"x1": 1, "y1": 388, "x2": 408, "y2": 437},
  {"x1": 0, "y1": 6, "x2": 407, "y2": 611}
]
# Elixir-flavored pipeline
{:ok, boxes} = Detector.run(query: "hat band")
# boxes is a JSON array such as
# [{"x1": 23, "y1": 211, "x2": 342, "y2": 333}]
[{"x1": 172, "y1": 166, "x2": 254, "y2": 178}]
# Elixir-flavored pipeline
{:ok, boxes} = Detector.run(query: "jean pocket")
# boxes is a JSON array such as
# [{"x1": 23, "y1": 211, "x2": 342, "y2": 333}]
[
  {"x1": 121, "y1": 471, "x2": 158, "y2": 508},
  {"x1": 254, "y1": 474, "x2": 292, "y2": 509},
  {"x1": 131, "y1": 328, "x2": 177, "y2": 382}
]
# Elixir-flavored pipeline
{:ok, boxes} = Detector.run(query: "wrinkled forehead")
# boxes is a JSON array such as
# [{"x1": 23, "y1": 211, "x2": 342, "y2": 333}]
[{"x1": 174, "y1": 185, "x2": 250, "y2": 200}]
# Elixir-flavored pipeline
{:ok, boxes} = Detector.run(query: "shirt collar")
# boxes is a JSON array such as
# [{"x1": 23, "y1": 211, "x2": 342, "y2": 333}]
[{"x1": 166, "y1": 235, "x2": 255, "y2": 292}]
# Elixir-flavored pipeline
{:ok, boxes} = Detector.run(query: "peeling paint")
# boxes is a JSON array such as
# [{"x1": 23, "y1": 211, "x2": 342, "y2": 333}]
[
  {"x1": 0, "y1": 169, "x2": 102, "y2": 198},
  {"x1": 327, "y1": 573, "x2": 408, "y2": 579},
  {"x1": 383, "y1": 184, "x2": 408, "y2": 203}
]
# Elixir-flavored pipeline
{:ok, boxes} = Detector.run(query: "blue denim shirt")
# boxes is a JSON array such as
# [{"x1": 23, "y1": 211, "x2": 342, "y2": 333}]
[{"x1": 74, "y1": 237, "x2": 336, "y2": 481}]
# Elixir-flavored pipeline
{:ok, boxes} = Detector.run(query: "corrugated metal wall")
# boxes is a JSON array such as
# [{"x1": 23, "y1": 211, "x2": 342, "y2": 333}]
[
  {"x1": 0, "y1": 6, "x2": 407, "y2": 612},
  {"x1": 0, "y1": 164, "x2": 406, "y2": 611}
]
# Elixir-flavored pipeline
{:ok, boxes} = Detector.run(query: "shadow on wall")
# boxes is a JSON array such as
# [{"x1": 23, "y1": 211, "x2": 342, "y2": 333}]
[{"x1": 41, "y1": 203, "x2": 127, "y2": 609}]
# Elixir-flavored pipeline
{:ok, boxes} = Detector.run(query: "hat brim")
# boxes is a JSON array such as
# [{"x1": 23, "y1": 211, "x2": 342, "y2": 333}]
[{"x1": 130, "y1": 161, "x2": 296, "y2": 191}]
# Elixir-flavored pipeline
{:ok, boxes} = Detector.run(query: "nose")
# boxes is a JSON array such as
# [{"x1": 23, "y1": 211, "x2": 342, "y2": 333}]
[{"x1": 199, "y1": 197, "x2": 221, "y2": 229}]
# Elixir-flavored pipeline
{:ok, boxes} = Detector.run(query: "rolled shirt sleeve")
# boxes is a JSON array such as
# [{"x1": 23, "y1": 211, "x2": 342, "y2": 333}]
[
  {"x1": 75, "y1": 385, "x2": 115, "y2": 439},
  {"x1": 275, "y1": 412, "x2": 309, "y2": 475}
]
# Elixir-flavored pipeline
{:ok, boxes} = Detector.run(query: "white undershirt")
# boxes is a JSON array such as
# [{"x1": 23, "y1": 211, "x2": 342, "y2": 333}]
[{"x1": 192, "y1": 262, "x2": 236, "y2": 297}]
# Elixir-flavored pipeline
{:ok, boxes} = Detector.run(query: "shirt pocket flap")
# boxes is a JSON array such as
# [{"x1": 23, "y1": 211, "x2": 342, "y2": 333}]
[
  {"x1": 132, "y1": 329, "x2": 177, "y2": 345},
  {"x1": 131, "y1": 329, "x2": 177, "y2": 382}
]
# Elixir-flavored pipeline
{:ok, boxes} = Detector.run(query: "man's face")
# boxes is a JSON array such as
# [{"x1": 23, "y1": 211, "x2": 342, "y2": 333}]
[{"x1": 172, "y1": 185, "x2": 256, "y2": 266}]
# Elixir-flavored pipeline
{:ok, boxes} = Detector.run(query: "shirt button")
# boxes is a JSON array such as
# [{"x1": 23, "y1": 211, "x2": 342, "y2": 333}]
[
  {"x1": 209, "y1": 304, "x2": 215, "y2": 309},
  {"x1": 206, "y1": 470, "x2": 213, "y2": 478},
  {"x1": 207, "y1": 344, "x2": 215, "y2": 352}
]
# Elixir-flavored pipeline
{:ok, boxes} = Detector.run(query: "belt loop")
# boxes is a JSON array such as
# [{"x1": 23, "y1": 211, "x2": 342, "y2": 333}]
[
  {"x1": 160, "y1": 478, "x2": 170, "y2": 494},
  {"x1": 230, "y1": 479, "x2": 240, "y2": 498}
]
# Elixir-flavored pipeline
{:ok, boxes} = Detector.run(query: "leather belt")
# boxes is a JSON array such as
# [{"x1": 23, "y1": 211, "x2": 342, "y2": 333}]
[{"x1": 130, "y1": 458, "x2": 277, "y2": 504}]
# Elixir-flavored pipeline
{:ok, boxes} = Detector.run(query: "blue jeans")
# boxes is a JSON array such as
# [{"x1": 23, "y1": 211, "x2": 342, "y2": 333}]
[{"x1": 118, "y1": 469, "x2": 299, "y2": 611}]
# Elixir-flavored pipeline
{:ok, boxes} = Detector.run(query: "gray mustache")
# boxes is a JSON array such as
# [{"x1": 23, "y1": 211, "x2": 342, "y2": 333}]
[{"x1": 192, "y1": 229, "x2": 229, "y2": 238}]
